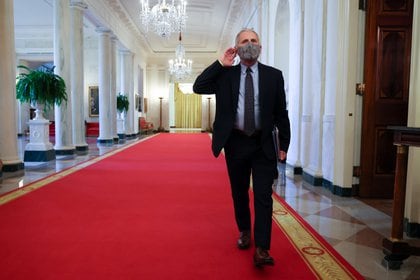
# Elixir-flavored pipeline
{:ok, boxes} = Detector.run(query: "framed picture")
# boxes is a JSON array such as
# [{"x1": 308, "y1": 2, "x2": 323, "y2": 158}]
[
  {"x1": 144, "y1": 97, "x2": 148, "y2": 113},
  {"x1": 89, "y1": 86, "x2": 99, "y2": 117},
  {"x1": 135, "y1": 94, "x2": 141, "y2": 112}
]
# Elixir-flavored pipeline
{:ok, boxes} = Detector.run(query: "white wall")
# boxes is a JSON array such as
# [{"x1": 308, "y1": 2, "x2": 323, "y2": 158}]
[
  {"x1": 84, "y1": 36, "x2": 99, "y2": 123},
  {"x1": 145, "y1": 65, "x2": 170, "y2": 130}
]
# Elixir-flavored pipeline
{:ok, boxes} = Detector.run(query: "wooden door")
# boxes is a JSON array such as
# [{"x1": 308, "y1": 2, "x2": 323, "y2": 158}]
[{"x1": 359, "y1": 0, "x2": 413, "y2": 198}]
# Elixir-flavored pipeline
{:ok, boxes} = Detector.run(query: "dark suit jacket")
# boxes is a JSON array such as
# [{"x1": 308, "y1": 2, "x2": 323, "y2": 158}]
[{"x1": 193, "y1": 60, "x2": 291, "y2": 159}]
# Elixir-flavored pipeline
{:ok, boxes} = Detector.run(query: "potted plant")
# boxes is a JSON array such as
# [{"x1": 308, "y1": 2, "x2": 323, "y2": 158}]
[
  {"x1": 116, "y1": 93, "x2": 129, "y2": 114},
  {"x1": 16, "y1": 65, "x2": 67, "y2": 119},
  {"x1": 15, "y1": 65, "x2": 67, "y2": 162},
  {"x1": 116, "y1": 93, "x2": 129, "y2": 139}
]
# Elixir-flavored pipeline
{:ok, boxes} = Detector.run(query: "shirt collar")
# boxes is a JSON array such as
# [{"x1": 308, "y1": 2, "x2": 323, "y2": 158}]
[{"x1": 240, "y1": 62, "x2": 258, "y2": 74}]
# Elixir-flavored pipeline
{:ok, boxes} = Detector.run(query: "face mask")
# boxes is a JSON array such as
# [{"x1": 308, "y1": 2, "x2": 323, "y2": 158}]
[{"x1": 237, "y1": 42, "x2": 260, "y2": 61}]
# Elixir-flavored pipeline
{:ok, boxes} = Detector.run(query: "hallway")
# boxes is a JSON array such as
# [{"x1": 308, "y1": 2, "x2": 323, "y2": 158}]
[{"x1": 1, "y1": 134, "x2": 419, "y2": 279}]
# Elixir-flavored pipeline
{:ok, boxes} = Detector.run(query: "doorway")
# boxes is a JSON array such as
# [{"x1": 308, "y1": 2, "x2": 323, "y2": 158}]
[
  {"x1": 174, "y1": 83, "x2": 202, "y2": 129},
  {"x1": 359, "y1": 0, "x2": 413, "y2": 198}
]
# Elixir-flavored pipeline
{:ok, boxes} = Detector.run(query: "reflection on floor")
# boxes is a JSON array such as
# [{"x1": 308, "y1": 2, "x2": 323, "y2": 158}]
[{"x1": 1, "y1": 134, "x2": 419, "y2": 279}]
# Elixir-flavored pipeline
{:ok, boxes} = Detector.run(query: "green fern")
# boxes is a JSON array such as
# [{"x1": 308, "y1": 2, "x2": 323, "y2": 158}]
[
  {"x1": 117, "y1": 93, "x2": 129, "y2": 113},
  {"x1": 16, "y1": 65, "x2": 67, "y2": 111}
]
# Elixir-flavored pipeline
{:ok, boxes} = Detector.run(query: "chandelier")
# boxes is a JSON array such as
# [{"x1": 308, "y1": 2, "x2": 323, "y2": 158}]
[
  {"x1": 168, "y1": 33, "x2": 193, "y2": 80},
  {"x1": 140, "y1": 0, "x2": 187, "y2": 38}
]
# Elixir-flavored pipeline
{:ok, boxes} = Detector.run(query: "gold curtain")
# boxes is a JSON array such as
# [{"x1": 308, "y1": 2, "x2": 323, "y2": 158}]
[{"x1": 174, "y1": 84, "x2": 202, "y2": 128}]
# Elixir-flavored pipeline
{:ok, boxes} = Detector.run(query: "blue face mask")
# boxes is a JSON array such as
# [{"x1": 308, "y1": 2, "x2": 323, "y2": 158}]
[{"x1": 237, "y1": 42, "x2": 260, "y2": 61}]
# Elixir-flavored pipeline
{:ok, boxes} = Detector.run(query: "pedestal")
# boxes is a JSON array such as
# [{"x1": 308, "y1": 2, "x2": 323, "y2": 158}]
[
  {"x1": 117, "y1": 114, "x2": 126, "y2": 142},
  {"x1": 24, "y1": 116, "x2": 55, "y2": 162}
]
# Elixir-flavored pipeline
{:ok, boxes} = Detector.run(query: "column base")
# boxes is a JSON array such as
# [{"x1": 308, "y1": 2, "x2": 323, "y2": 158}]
[
  {"x1": 118, "y1": 134, "x2": 126, "y2": 144},
  {"x1": 292, "y1": 165, "x2": 303, "y2": 175},
  {"x1": 24, "y1": 150, "x2": 56, "y2": 162},
  {"x1": 97, "y1": 138, "x2": 114, "y2": 145},
  {"x1": 76, "y1": 145, "x2": 89, "y2": 155},
  {"x1": 2, "y1": 162, "x2": 25, "y2": 172},
  {"x1": 55, "y1": 148, "x2": 76, "y2": 156},
  {"x1": 126, "y1": 134, "x2": 137, "y2": 140}
]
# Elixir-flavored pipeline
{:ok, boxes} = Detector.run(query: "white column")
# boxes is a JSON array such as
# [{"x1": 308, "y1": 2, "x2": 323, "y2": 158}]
[
  {"x1": 110, "y1": 36, "x2": 119, "y2": 142},
  {"x1": 54, "y1": 0, "x2": 75, "y2": 156},
  {"x1": 301, "y1": 0, "x2": 324, "y2": 181},
  {"x1": 287, "y1": 0, "x2": 304, "y2": 172},
  {"x1": 127, "y1": 54, "x2": 135, "y2": 138},
  {"x1": 70, "y1": 1, "x2": 88, "y2": 153},
  {"x1": 0, "y1": 0, "x2": 24, "y2": 172},
  {"x1": 332, "y1": 0, "x2": 358, "y2": 191},
  {"x1": 120, "y1": 50, "x2": 135, "y2": 138},
  {"x1": 15, "y1": 59, "x2": 31, "y2": 136},
  {"x1": 405, "y1": 0, "x2": 420, "y2": 224},
  {"x1": 97, "y1": 28, "x2": 113, "y2": 144}
]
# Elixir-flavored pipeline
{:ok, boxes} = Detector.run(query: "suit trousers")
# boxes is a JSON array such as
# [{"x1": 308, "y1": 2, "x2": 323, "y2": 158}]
[{"x1": 224, "y1": 129, "x2": 277, "y2": 250}]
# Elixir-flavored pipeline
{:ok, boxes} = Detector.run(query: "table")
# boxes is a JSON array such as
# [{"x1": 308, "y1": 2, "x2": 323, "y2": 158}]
[{"x1": 382, "y1": 126, "x2": 420, "y2": 269}]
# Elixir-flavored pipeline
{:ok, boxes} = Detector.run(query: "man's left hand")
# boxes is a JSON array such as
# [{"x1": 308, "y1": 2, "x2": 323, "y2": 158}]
[{"x1": 279, "y1": 151, "x2": 287, "y2": 161}]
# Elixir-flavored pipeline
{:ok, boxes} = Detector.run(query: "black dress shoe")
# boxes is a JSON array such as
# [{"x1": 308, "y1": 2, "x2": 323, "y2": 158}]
[
  {"x1": 253, "y1": 247, "x2": 274, "y2": 267},
  {"x1": 237, "y1": 230, "x2": 251, "y2": 249}
]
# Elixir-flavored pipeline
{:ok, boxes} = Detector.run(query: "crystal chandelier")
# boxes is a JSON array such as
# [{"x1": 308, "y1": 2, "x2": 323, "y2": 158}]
[
  {"x1": 168, "y1": 33, "x2": 193, "y2": 80},
  {"x1": 140, "y1": 0, "x2": 187, "y2": 38}
]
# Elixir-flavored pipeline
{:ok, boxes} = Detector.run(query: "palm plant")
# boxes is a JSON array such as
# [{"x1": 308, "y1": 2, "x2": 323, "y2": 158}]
[
  {"x1": 117, "y1": 93, "x2": 129, "y2": 114},
  {"x1": 16, "y1": 65, "x2": 67, "y2": 112}
]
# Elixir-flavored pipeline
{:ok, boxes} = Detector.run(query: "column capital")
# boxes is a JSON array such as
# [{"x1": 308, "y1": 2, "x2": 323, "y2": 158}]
[
  {"x1": 119, "y1": 49, "x2": 133, "y2": 56},
  {"x1": 96, "y1": 27, "x2": 112, "y2": 35},
  {"x1": 70, "y1": 1, "x2": 88, "y2": 10}
]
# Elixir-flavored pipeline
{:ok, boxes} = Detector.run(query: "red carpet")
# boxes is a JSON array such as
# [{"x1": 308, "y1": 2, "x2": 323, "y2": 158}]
[{"x1": 0, "y1": 134, "x2": 363, "y2": 279}]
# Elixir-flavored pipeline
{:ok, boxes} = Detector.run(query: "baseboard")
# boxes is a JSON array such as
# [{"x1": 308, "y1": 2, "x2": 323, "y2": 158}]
[
  {"x1": 405, "y1": 218, "x2": 420, "y2": 238},
  {"x1": 287, "y1": 164, "x2": 302, "y2": 175},
  {"x1": 97, "y1": 139, "x2": 114, "y2": 145},
  {"x1": 302, "y1": 171, "x2": 323, "y2": 186},
  {"x1": 293, "y1": 167, "x2": 353, "y2": 197},
  {"x1": 2, "y1": 162, "x2": 25, "y2": 172},
  {"x1": 24, "y1": 150, "x2": 56, "y2": 162}
]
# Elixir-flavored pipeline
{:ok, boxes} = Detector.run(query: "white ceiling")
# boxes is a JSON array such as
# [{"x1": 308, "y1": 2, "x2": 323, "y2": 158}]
[{"x1": 13, "y1": 0, "x2": 255, "y2": 67}]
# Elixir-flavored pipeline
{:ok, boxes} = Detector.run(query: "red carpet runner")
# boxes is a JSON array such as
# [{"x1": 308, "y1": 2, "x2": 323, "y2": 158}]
[{"x1": 0, "y1": 134, "x2": 363, "y2": 279}]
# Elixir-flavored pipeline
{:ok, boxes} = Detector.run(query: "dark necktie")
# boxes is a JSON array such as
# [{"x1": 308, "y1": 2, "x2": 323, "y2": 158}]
[{"x1": 244, "y1": 67, "x2": 255, "y2": 136}]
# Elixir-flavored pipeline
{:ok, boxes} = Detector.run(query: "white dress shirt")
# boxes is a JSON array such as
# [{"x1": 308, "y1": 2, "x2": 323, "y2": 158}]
[{"x1": 234, "y1": 62, "x2": 260, "y2": 131}]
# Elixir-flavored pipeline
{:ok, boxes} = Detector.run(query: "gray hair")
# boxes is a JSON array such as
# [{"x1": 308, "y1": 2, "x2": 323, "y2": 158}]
[{"x1": 235, "y1": 28, "x2": 260, "y2": 46}]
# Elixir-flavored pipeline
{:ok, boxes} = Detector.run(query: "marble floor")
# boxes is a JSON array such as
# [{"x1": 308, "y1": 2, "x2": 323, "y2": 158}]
[{"x1": 1, "y1": 134, "x2": 420, "y2": 279}]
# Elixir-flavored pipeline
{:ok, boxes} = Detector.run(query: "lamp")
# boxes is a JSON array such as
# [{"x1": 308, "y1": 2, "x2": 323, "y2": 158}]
[
  {"x1": 168, "y1": 32, "x2": 193, "y2": 80},
  {"x1": 157, "y1": 97, "x2": 165, "y2": 132},
  {"x1": 140, "y1": 0, "x2": 187, "y2": 38},
  {"x1": 206, "y1": 97, "x2": 212, "y2": 132}
]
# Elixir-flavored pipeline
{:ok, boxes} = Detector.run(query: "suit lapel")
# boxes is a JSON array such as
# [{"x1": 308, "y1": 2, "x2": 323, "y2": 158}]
[
  {"x1": 231, "y1": 65, "x2": 241, "y2": 113},
  {"x1": 258, "y1": 63, "x2": 267, "y2": 112}
]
